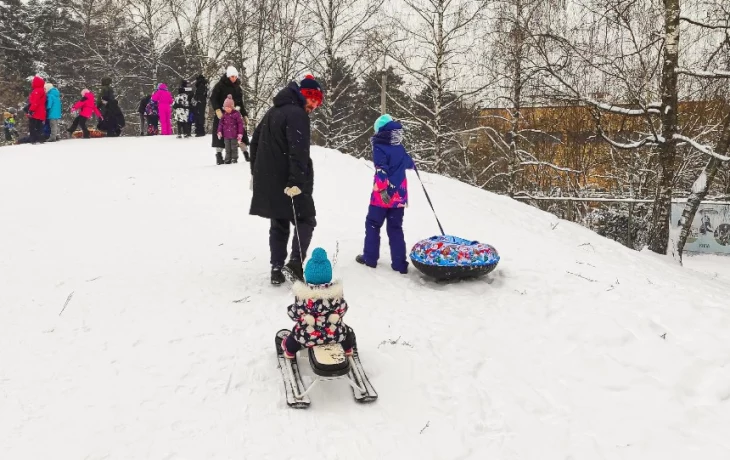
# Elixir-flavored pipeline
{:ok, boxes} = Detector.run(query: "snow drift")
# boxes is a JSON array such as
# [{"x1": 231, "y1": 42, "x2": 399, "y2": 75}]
[{"x1": 1, "y1": 137, "x2": 729, "y2": 459}]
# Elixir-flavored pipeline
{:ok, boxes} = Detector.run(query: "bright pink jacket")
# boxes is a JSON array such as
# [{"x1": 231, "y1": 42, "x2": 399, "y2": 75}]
[
  {"x1": 151, "y1": 84, "x2": 174, "y2": 109},
  {"x1": 72, "y1": 92, "x2": 102, "y2": 119}
]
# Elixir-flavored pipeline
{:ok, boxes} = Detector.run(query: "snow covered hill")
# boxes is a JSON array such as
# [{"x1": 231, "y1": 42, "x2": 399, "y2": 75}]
[{"x1": 1, "y1": 137, "x2": 729, "y2": 460}]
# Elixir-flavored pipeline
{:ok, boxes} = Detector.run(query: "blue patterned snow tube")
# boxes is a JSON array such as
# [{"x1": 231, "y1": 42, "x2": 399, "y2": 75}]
[{"x1": 409, "y1": 235, "x2": 500, "y2": 281}]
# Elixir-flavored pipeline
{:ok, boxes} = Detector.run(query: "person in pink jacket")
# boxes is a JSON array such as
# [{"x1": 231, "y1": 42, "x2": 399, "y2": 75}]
[
  {"x1": 67, "y1": 89, "x2": 102, "y2": 139},
  {"x1": 151, "y1": 83, "x2": 174, "y2": 135}
]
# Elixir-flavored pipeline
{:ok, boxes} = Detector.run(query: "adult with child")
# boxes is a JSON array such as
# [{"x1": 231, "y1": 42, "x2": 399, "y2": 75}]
[
  {"x1": 249, "y1": 74, "x2": 323, "y2": 285},
  {"x1": 44, "y1": 82, "x2": 62, "y2": 142},
  {"x1": 210, "y1": 66, "x2": 247, "y2": 165},
  {"x1": 356, "y1": 114, "x2": 415, "y2": 274}
]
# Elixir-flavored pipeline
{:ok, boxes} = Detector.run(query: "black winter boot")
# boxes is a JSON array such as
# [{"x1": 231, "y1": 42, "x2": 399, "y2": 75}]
[
  {"x1": 283, "y1": 260, "x2": 304, "y2": 282},
  {"x1": 215, "y1": 152, "x2": 224, "y2": 165},
  {"x1": 271, "y1": 267, "x2": 286, "y2": 285}
]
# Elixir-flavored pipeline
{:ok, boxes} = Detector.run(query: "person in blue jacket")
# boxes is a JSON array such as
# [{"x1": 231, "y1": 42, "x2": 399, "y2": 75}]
[
  {"x1": 44, "y1": 82, "x2": 62, "y2": 142},
  {"x1": 356, "y1": 114, "x2": 415, "y2": 274}
]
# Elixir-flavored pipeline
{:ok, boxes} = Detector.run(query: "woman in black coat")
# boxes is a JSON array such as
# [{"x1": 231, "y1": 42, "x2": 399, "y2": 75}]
[
  {"x1": 249, "y1": 75, "x2": 323, "y2": 284},
  {"x1": 209, "y1": 66, "x2": 246, "y2": 165}
]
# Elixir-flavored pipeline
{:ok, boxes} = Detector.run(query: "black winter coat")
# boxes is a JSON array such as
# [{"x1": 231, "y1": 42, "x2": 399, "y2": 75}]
[
  {"x1": 249, "y1": 82, "x2": 315, "y2": 220},
  {"x1": 138, "y1": 95, "x2": 151, "y2": 115},
  {"x1": 210, "y1": 75, "x2": 247, "y2": 148},
  {"x1": 98, "y1": 99, "x2": 125, "y2": 134},
  {"x1": 193, "y1": 76, "x2": 208, "y2": 107}
]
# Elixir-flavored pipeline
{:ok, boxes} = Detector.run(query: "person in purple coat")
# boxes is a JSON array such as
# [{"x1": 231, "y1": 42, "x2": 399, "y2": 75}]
[
  {"x1": 356, "y1": 114, "x2": 415, "y2": 274},
  {"x1": 216, "y1": 95, "x2": 244, "y2": 164}
]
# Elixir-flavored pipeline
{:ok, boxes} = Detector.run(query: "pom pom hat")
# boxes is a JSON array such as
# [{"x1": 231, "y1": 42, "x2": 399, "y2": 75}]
[
  {"x1": 374, "y1": 114, "x2": 394, "y2": 133},
  {"x1": 303, "y1": 248, "x2": 332, "y2": 285},
  {"x1": 223, "y1": 94, "x2": 235, "y2": 109},
  {"x1": 299, "y1": 74, "x2": 323, "y2": 106}
]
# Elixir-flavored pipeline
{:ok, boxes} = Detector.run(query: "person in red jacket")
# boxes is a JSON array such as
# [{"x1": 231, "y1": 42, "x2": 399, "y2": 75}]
[
  {"x1": 67, "y1": 89, "x2": 102, "y2": 139},
  {"x1": 27, "y1": 75, "x2": 47, "y2": 144}
]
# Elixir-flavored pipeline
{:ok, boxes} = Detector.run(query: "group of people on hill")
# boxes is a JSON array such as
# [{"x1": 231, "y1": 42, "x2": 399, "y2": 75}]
[
  {"x1": 2, "y1": 75, "x2": 125, "y2": 144},
  {"x1": 137, "y1": 75, "x2": 209, "y2": 139}
]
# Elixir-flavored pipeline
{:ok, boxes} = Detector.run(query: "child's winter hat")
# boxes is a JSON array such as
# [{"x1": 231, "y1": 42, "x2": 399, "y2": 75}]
[
  {"x1": 226, "y1": 66, "x2": 239, "y2": 78},
  {"x1": 304, "y1": 248, "x2": 332, "y2": 285},
  {"x1": 374, "y1": 114, "x2": 394, "y2": 133},
  {"x1": 299, "y1": 75, "x2": 323, "y2": 106},
  {"x1": 44, "y1": 82, "x2": 53, "y2": 92},
  {"x1": 223, "y1": 94, "x2": 235, "y2": 109},
  {"x1": 81, "y1": 88, "x2": 89, "y2": 96}
]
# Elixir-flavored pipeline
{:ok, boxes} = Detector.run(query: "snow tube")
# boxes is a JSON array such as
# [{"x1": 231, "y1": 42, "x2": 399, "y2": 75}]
[{"x1": 409, "y1": 235, "x2": 500, "y2": 281}]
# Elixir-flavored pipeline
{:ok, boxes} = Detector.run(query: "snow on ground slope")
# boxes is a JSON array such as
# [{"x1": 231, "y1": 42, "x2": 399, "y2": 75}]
[{"x1": 1, "y1": 137, "x2": 729, "y2": 460}]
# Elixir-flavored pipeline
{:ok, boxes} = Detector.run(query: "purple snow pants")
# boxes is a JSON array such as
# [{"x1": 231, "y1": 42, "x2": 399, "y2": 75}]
[{"x1": 362, "y1": 205, "x2": 408, "y2": 273}]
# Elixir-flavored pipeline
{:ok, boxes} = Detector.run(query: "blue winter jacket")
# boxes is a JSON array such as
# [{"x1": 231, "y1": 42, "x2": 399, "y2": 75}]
[
  {"x1": 370, "y1": 121, "x2": 415, "y2": 208},
  {"x1": 46, "y1": 87, "x2": 62, "y2": 120}
]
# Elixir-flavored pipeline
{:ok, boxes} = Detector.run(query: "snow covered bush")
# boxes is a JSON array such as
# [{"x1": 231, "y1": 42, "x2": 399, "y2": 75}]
[{"x1": 583, "y1": 204, "x2": 653, "y2": 250}]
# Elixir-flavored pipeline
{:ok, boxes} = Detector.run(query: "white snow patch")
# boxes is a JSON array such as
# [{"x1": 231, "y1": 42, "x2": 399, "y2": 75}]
[{"x1": 1, "y1": 137, "x2": 730, "y2": 459}]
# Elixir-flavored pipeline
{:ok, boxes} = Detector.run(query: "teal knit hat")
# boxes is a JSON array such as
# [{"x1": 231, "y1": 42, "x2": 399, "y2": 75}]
[
  {"x1": 304, "y1": 248, "x2": 332, "y2": 285},
  {"x1": 374, "y1": 114, "x2": 393, "y2": 133}
]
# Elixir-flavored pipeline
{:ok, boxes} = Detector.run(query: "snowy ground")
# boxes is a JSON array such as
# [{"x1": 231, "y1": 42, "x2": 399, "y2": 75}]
[{"x1": 1, "y1": 137, "x2": 729, "y2": 460}]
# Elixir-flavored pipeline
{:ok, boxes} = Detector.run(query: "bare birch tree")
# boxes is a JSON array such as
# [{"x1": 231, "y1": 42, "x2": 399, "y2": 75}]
[
  {"x1": 386, "y1": 0, "x2": 490, "y2": 179},
  {"x1": 303, "y1": 0, "x2": 383, "y2": 151}
]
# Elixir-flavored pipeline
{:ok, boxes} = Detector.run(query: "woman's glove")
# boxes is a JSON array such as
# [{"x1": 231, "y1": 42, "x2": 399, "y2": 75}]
[
  {"x1": 215, "y1": 109, "x2": 223, "y2": 119},
  {"x1": 284, "y1": 186, "x2": 302, "y2": 197}
]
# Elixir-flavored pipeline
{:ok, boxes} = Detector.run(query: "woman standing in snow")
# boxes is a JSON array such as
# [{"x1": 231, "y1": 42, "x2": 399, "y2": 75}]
[
  {"x1": 151, "y1": 83, "x2": 174, "y2": 135},
  {"x1": 44, "y1": 82, "x2": 62, "y2": 142},
  {"x1": 192, "y1": 74, "x2": 208, "y2": 136},
  {"x1": 27, "y1": 76, "x2": 47, "y2": 144},
  {"x1": 209, "y1": 66, "x2": 246, "y2": 165}
]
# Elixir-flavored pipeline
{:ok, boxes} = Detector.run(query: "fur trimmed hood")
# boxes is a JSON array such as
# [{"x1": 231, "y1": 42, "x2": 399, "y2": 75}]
[{"x1": 292, "y1": 280, "x2": 343, "y2": 300}]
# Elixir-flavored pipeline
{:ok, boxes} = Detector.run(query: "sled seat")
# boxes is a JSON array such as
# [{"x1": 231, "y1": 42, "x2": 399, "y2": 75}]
[{"x1": 308, "y1": 343, "x2": 351, "y2": 378}]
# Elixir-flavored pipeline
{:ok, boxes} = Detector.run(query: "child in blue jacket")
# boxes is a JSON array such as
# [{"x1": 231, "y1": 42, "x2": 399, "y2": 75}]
[{"x1": 356, "y1": 114, "x2": 415, "y2": 274}]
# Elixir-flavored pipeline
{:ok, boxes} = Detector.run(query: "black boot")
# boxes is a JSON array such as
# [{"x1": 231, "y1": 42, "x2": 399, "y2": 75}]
[
  {"x1": 216, "y1": 152, "x2": 224, "y2": 165},
  {"x1": 283, "y1": 260, "x2": 304, "y2": 282},
  {"x1": 271, "y1": 267, "x2": 286, "y2": 285},
  {"x1": 356, "y1": 254, "x2": 376, "y2": 268}
]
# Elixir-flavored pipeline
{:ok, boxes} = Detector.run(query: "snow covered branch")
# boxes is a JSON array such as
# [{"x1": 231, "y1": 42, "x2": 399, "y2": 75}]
[
  {"x1": 586, "y1": 98, "x2": 662, "y2": 116},
  {"x1": 676, "y1": 67, "x2": 730, "y2": 78},
  {"x1": 680, "y1": 16, "x2": 730, "y2": 30},
  {"x1": 600, "y1": 132, "x2": 661, "y2": 150},
  {"x1": 672, "y1": 134, "x2": 730, "y2": 161}
]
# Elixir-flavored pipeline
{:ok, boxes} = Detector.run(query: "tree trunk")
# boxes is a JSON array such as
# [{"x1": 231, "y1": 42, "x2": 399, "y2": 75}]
[
  {"x1": 676, "y1": 116, "x2": 730, "y2": 260},
  {"x1": 648, "y1": 0, "x2": 680, "y2": 254}
]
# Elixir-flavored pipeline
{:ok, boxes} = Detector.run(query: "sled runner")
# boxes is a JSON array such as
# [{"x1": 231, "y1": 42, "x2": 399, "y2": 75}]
[{"x1": 275, "y1": 329, "x2": 377, "y2": 408}]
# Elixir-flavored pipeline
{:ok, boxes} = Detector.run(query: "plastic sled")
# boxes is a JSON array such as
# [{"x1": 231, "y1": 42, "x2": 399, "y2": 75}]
[{"x1": 410, "y1": 235, "x2": 500, "y2": 281}]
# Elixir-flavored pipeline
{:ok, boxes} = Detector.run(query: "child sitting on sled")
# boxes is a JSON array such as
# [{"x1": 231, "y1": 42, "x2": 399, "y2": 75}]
[{"x1": 281, "y1": 247, "x2": 353, "y2": 359}]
